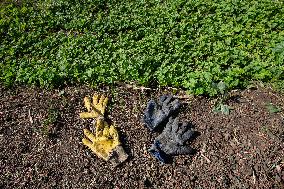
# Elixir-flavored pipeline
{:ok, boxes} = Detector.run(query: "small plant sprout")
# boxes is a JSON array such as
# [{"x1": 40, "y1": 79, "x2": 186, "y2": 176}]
[
  {"x1": 265, "y1": 103, "x2": 282, "y2": 113},
  {"x1": 213, "y1": 81, "x2": 233, "y2": 115}
]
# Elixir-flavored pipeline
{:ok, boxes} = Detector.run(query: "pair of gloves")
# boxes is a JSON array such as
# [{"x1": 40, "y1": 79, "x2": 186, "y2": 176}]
[
  {"x1": 79, "y1": 94, "x2": 128, "y2": 166},
  {"x1": 143, "y1": 95, "x2": 196, "y2": 163},
  {"x1": 80, "y1": 94, "x2": 194, "y2": 165}
]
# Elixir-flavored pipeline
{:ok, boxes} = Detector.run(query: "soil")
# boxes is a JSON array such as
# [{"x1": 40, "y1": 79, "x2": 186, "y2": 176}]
[{"x1": 0, "y1": 84, "x2": 283, "y2": 189}]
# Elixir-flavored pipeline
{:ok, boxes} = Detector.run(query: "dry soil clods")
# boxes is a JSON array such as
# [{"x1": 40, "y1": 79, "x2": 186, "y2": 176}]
[
  {"x1": 80, "y1": 94, "x2": 128, "y2": 166},
  {"x1": 143, "y1": 95, "x2": 196, "y2": 163}
]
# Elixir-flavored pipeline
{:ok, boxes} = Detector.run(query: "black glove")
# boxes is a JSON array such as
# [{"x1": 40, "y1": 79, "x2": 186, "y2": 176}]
[
  {"x1": 149, "y1": 117, "x2": 195, "y2": 163},
  {"x1": 143, "y1": 95, "x2": 180, "y2": 131}
]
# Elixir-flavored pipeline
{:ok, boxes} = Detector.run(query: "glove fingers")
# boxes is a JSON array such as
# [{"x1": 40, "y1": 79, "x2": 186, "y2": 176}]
[
  {"x1": 171, "y1": 117, "x2": 179, "y2": 133},
  {"x1": 98, "y1": 120, "x2": 114, "y2": 138},
  {"x1": 84, "y1": 97, "x2": 91, "y2": 112},
  {"x1": 164, "y1": 144, "x2": 193, "y2": 155},
  {"x1": 80, "y1": 94, "x2": 106, "y2": 118},
  {"x1": 83, "y1": 128, "x2": 96, "y2": 143},
  {"x1": 161, "y1": 98, "x2": 179, "y2": 115},
  {"x1": 182, "y1": 130, "x2": 195, "y2": 141},
  {"x1": 95, "y1": 119, "x2": 106, "y2": 137},
  {"x1": 163, "y1": 117, "x2": 174, "y2": 133},
  {"x1": 101, "y1": 95, "x2": 109, "y2": 113},
  {"x1": 98, "y1": 95, "x2": 105, "y2": 106},
  {"x1": 181, "y1": 122, "x2": 188, "y2": 128},
  {"x1": 177, "y1": 122, "x2": 188, "y2": 135},
  {"x1": 92, "y1": 93, "x2": 99, "y2": 106},
  {"x1": 158, "y1": 95, "x2": 168, "y2": 105},
  {"x1": 169, "y1": 99, "x2": 180, "y2": 111},
  {"x1": 162, "y1": 95, "x2": 173, "y2": 106},
  {"x1": 143, "y1": 100, "x2": 158, "y2": 130},
  {"x1": 146, "y1": 100, "x2": 157, "y2": 114},
  {"x1": 109, "y1": 125, "x2": 120, "y2": 143},
  {"x1": 82, "y1": 138, "x2": 93, "y2": 149},
  {"x1": 176, "y1": 146, "x2": 194, "y2": 155},
  {"x1": 79, "y1": 112, "x2": 99, "y2": 119},
  {"x1": 103, "y1": 126, "x2": 110, "y2": 137}
]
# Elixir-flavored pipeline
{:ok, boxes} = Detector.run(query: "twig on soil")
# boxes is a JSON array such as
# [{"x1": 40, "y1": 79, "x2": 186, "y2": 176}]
[
  {"x1": 201, "y1": 154, "x2": 211, "y2": 163},
  {"x1": 200, "y1": 144, "x2": 211, "y2": 163},
  {"x1": 256, "y1": 132, "x2": 269, "y2": 141},
  {"x1": 115, "y1": 82, "x2": 195, "y2": 101},
  {"x1": 251, "y1": 166, "x2": 258, "y2": 185},
  {"x1": 233, "y1": 129, "x2": 240, "y2": 145},
  {"x1": 115, "y1": 81, "x2": 152, "y2": 91},
  {"x1": 173, "y1": 94, "x2": 194, "y2": 99},
  {"x1": 252, "y1": 172, "x2": 256, "y2": 185},
  {"x1": 28, "y1": 109, "x2": 33, "y2": 124}
]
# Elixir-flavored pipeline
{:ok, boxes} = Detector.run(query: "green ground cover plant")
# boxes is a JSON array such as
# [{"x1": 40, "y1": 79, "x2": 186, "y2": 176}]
[{"x1": 1, "y1": 0, "x2": 284, "y2": 95}]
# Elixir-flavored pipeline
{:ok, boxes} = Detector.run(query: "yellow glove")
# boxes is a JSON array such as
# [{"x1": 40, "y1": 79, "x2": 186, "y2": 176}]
[
  {"x1": 79, "y1": 93, "x2": 108, "y2": 119},
  {"x1": 82, "y1": 119, "x2": 128, "y2": 166}
]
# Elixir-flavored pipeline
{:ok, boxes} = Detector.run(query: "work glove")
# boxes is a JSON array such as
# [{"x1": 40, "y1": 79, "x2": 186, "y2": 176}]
[
  {"x1": 149, "y1": 117, "x2": 195, "y2": 163},
  {"x1": 82, "y1": 118, "x2": 128, "y2": 166},
  {"x1": 143, "y1": 95, "x2": 180, "y2": 131},
  {"x1": 79, "y1": 93, "x2": 108, "y2": 119}
]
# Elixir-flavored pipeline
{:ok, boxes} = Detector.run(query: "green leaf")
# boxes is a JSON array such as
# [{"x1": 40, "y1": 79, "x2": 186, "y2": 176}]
[
  {"x1": 265, "y1": 103, "x2": 281, "y2": 113},
  {"x1": 213, "y1": 103, "x2": 233, "y2": 115},
  {"x1": 217, "y1": 81, "x2": 227, "y2": 95}
]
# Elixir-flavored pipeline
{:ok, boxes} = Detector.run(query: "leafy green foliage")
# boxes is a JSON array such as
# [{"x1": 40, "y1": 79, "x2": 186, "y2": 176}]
[
  {"x1": 265, "y1": 103, "x2": 282, "y2": 113},
  {"x1": 1, "y1": 0, "x2": 284, "y2": 95}
]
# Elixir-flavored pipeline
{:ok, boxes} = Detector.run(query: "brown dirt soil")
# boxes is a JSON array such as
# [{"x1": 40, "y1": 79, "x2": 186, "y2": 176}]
[{"x1": 0, "y1": 84, "x2": 283, "y2": 189}]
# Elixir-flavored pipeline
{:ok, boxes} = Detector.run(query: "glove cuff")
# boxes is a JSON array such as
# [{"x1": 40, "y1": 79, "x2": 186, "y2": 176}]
[
  {"x1": 109, "y1": 145, "x2": 128, "y2": 166},
  {"x1": 149, "y1": 140, "x2": 168, "y2": 163}
]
